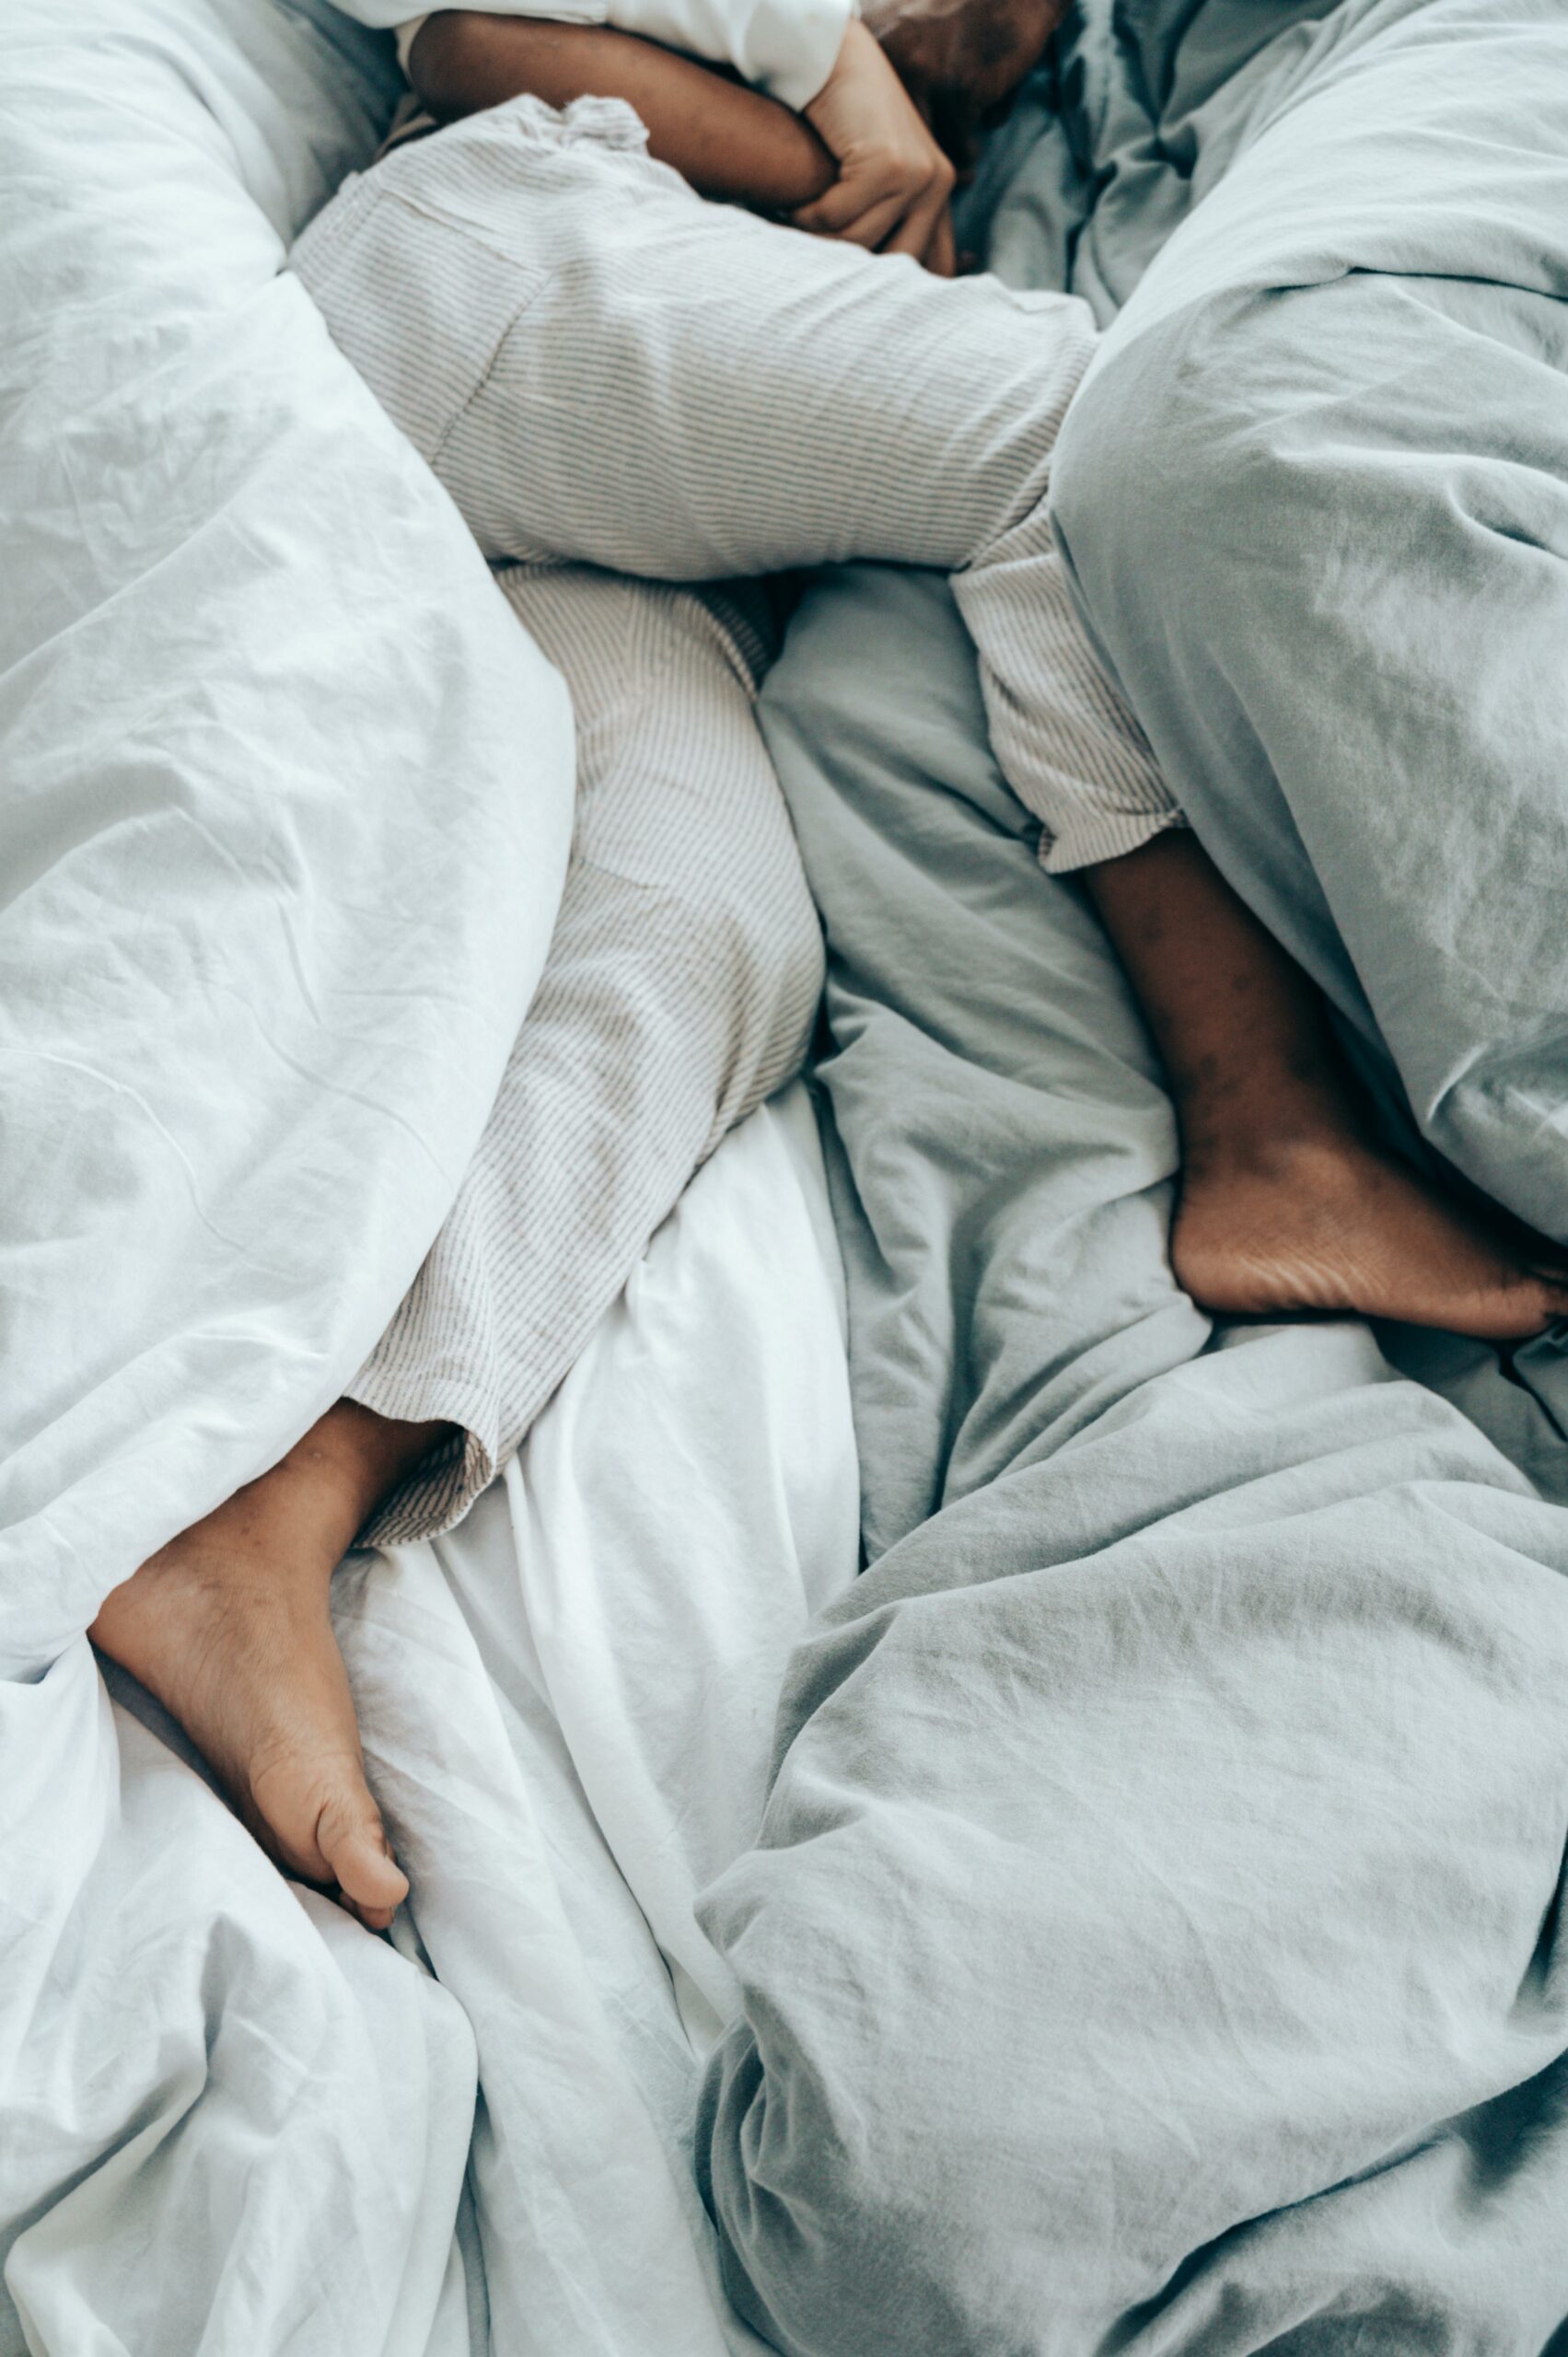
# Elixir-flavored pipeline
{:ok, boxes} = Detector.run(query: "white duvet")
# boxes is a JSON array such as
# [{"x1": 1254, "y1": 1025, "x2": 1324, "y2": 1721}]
[
  {"x1": 7, "y1": 1092, "x2": 856, "y2": 2355},
  {"x1": 0, "y1": 0, "x2": 572, "y2": 1672},
  {"x1": 0, "y1": 4, "x2": 862, "y2": 2348}
]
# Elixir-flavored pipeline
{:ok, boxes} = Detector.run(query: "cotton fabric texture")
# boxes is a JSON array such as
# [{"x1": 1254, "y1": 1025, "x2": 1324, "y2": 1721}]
[
  {"x1": 286, "y1": 87, "x2": 1182, "y2": 1534},
  {"x1": 688, "y1": 1, "x2": 1568, "y2": 2345},
  {"x1": 332, "y1": 0, "x2": 856, "y2": 112},
  {"x1": 1050, "y1": 0, "x2": 1568, "y2": 1273},
  {"x1": 697, "y1": 566, "x2": 1568, "y2": 2357},
  {"x1": 288, "y1": 92, "x2": 1177, "y2": 878},
  {"x1": 349, "y1": 567, "x2": 822, "y2": 1544},
  {"x1": 0, "y1": 0, "x2": 573, "y2": 1678}
]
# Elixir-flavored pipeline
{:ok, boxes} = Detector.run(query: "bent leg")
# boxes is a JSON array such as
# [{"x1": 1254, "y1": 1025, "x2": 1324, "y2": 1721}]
[
  {"x1": 694, "y1": 559, "x2": 1568, "y2": 2357},
  {"x1": 1050, "y1": 67, "x2": 1568, "y2": 1244},
  {"x1": 1086, "y1": 831, "x2": 1568, "y2": 1338},
  {"x1": 353, "y1": 567, "x2": 823, "y2": 1544},
  {"x1": 289, "y1": 96, "x2": 1177, "y2": 873},
  {"x1": 94, "y1": 567, "x2": 816, "y2": 1901}
]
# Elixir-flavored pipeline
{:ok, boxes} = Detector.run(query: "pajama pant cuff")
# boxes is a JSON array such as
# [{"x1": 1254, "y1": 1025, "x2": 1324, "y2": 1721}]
[
  {"x1": 344, "y1": 1363, "x2": 502, "y2": 1549},
  {"x1": 1038, "y1": 801, "x2": 1188, "y2": 876}
]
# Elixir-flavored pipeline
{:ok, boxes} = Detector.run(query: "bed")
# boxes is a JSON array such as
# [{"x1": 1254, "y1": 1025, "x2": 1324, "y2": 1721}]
[
  {"x1": 19, "y1": 1087, "x2": 855, "y2": 2357},
  {"x1": 1, "y1": 6, "x2": 856, "y2": 2347},
  {"x1": 5, "y1": 0, "x2": 1568, "y2": 2351},
  {"x1": 692, "y1": 8, "x2": 1568, "y2": 2347}
]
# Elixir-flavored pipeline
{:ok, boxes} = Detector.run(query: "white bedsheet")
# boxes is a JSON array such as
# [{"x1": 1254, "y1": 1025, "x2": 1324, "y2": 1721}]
[{"x1": 4, "y1": 1091, "x2": 858, "y2": 2354}]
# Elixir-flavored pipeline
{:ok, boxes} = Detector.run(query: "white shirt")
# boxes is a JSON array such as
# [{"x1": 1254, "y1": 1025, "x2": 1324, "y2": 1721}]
[{"x1": 332, "y1": 0, "x2": 856, "y2": 113}]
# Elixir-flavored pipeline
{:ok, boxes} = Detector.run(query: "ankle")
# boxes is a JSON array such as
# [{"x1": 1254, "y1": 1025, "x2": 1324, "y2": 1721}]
[
  {"x1": 283, "y1": 1402, "x2": 454, "y2": 1542},
  {"x1": 1177, "y1": 1081, "x2": 1366, "y2": 1186}
]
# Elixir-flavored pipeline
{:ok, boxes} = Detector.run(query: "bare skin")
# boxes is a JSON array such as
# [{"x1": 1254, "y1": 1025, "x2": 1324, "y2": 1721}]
[
  {"x1": 88, "y1": 2, "x2": 1561, "y2": 1938},
  {"x1": 1087, "y1": 831, "x2": 1568, "y2": 1339},
  {"x1": 411, "y1": 0, "x2": 1069, "y2": 274},
  {"x1": 91, "y1": 1402, "x2": 452, "y2": 1929},
  {"x1": 408, "y1": 13, "x2": 841, "y2": 218},
  {"x1": 411, "y1": 13, "x2": 961, "y2": 264},
  {"x1": 88, "y1": 6, "x2": 1072, "y2": 1922}
]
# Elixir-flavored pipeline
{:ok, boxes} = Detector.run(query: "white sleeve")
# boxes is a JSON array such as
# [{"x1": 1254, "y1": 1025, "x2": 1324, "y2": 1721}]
[
  {"x1": 598, "y1": 0, "x2": 854, "y2": 109},
  {"x1": 343, "y1": 0, "x2": 856, "y2": 111}
]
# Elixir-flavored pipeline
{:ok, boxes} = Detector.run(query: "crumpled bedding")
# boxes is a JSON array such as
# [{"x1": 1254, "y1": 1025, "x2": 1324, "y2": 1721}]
[
  {"x1": 0, "y1": 0, "x2": 575, "y2": 1673},
  {"x1": 0, "y1": 0, "x2": 576, "y2": 2339},
  {"x1": 1042, "y1": 0, "x2": 1568, "y2": 1442},
  {"x1": 0, "y1": 32, "x2": 860, "y2": 2356},
  {"x1": 6, "y1": 1083, "x2": 856, "y2": 2356},
  {"x1": 700, "y1": 594, "x2": 1568, "y2": 2357},
  {"x1": 693, "y1": 8, "x2": 1568, "y2": 2347},
  {"x1": 10, "y1": 0, "x2": 1568, "y2": 2350}
]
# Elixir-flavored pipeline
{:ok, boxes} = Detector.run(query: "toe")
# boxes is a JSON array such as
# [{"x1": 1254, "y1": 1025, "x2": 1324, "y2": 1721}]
[
  {"x1": 1530, "y1": 1276, "x2": 1568, "y2": 1331},
  {"x1": 315, "y1": 1784, "x2": 410, "y2": 1926}
]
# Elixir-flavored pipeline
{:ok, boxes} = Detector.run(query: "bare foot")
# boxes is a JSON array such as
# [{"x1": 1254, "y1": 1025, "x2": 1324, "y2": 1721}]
[
  {"x1": 1172, "y1": 1130, "x2": 1568, "y2": 1340},
  {"x1": 91, "y1": 1402, "x2": 451, "y2": 1930},
  {"x1": 1082, "y1": 833, "x2": 1568, "y2": 1341}
]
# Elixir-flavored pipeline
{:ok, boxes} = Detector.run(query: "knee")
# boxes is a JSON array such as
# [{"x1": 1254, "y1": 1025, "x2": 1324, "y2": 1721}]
[
  {"x1": 1051, "y1": 267, "x2": 1541, "y2": 662},
  {"x1": 1050, "y1": 286, "x2": 1298, "y2": 657},
  {"x1": 1050, "y1": 263, "x2": 1568, "y2": 814},
  {"x1": 1046, "y1": 272, "x2": 1438, "y2": 843}
]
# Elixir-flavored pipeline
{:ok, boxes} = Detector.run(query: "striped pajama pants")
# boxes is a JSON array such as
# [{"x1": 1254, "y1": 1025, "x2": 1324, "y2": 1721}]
[{"x1": 289, "y1": 93, "x2": 1178, "y2": 1543}]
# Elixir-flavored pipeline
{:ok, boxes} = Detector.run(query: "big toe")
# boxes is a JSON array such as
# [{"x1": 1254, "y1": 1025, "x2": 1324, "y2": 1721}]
[
  {"x1": 1513, "y1": 1269, "x2": 1568, "y2": 1339},
  {"x1": 319, "y1": 1794, "x2": 411, "y2": 1929},
  {"x1": 1530, "y1": 1266, "x2": 1568, "y2": 1315},
  {"x1": 254, "y1": 1751, "x2": 409, "y2": 1929}
]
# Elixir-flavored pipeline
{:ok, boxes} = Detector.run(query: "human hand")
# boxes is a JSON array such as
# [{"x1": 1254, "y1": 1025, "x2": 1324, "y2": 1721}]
[{"x1": 796, "y1": 17, "x2": 956, "y2": 270}]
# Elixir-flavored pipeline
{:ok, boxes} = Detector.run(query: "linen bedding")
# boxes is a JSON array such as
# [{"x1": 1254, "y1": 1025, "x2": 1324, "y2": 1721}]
[
  {"x1": 0, "y1": 0, "x2": 573, "y2": 1676},
  {"x1": 7, "y1": 5, "x2": 1568, "y2": 2357},
  {"x1": 0, "y1": 17, "x2": 858, "y2": 2353},
  {"x1": 693, "y1": 5, "x2": 1568, "y2": 2351},
  {"x1": 6, "y1": 1086, "x2": 856, "y2": 2355},
  {"x1": 0, "y1": 0, "x2": 580, "y2": 2338}
]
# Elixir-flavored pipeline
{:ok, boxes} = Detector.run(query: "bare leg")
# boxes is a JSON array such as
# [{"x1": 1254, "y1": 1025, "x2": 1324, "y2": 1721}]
[
  {"x1": 90, "y1": 1401, "x2": 450, "y2": 1929},
  {"x1": 1086, "y1": 833, "x2": 1568, "y2": 1339}
]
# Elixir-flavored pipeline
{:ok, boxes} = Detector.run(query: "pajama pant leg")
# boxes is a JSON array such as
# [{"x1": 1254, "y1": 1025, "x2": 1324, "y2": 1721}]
[
  {"x1": 288, "y1": 93, "x2": 1180, "y2": 879},
  {"x1": 286, "y1": 97, "x2": 1182, "y2": 1540},
  {"x1": 351, "y1": 568, "x2": 822, "y2": 1546}
]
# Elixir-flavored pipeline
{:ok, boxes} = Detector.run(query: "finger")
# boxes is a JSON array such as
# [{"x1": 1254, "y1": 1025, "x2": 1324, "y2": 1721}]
[
  {"x1": 798, "y1": 190, "x2": 913, "y2": 254},
  {"x1": 884, "y1": 189, "x2": 953, "y2": 269},
  {"x1": 794, "y1": 165, "x2": 906, "y2": 236},
  {"x1": 923, "y1": 206, "x2": 958, "y2": 279},
  {"x1": 795, "y1": 142, "x2": 949, "y2": 238},
  {"x1": 840, "y1": 193, "x2": 919, "y2": 253}
]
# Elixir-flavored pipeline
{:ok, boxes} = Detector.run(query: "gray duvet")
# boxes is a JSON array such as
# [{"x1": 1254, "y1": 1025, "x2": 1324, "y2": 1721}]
[{"x1": 696, "y1": 3, "x2": 1568, "y2": 2350}]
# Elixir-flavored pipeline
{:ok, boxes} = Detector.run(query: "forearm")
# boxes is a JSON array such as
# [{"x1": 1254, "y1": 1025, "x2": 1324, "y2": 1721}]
[{"x1": 408, "y1": 13, "x2": 835, "y2": 211}]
